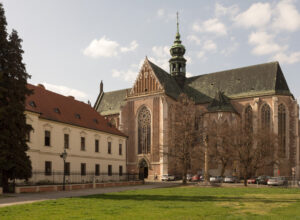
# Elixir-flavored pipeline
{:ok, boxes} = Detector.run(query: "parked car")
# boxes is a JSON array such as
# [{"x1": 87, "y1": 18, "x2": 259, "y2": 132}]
[
  {"x1": 186, "y1": 174, "x2": 193, "y2": 181},
  {"x1": 161, "y1": 174, "x2": 175, "y2": 181},
  {"x1": 256, "y1": 176, "x2": 270, "y2": 185},
  {"x1": 224, "y1": 176, "x2": 239, "y2": 183},
  {"x1": 267, "y1": 177, "x2": 288, "y2": 186},
  {"x1": 247, "y1": 177, "x2": 257, "y2": 184},
  {"x1": 191, "y1": 174, "x2": 202, "y2": 182},
  {"x1": 210, "y1": 176, "x2": 223, "y2": 183}
]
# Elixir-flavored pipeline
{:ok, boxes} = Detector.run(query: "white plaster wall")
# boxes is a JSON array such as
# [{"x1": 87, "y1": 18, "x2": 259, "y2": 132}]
[{"x1": 25, "y1": 111, "x2": 127, "y2": 177}]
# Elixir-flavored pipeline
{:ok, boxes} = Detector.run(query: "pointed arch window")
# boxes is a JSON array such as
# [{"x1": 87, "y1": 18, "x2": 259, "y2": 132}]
[
  {"x1": 261, "y1": 104, "x2": 271, "y2": 130},
  {"x1": 138, "y1": 106, "x2": 151, "y2": 154},
  {"x1": 278, "y1": 104, "x2": 286, "y2": 156},
  {"x1": 245, "y1": 105, "x2": 253, "y2": 132}
]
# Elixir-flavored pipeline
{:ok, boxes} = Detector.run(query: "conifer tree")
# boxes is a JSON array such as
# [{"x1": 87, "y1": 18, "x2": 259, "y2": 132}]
[{"x1": 0, "y1": 3, "x2": 32, "y2": 192}]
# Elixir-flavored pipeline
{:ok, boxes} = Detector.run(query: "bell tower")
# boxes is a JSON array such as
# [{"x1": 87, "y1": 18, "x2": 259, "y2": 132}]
[{"x1": 169, "y1": 12, "x2": 186, "y2": 88}]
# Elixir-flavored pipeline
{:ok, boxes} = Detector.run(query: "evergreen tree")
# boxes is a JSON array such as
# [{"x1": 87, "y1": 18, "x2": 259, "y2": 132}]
[{"x1": 0, "y1": 3, "x2": 32, "y2": 192}]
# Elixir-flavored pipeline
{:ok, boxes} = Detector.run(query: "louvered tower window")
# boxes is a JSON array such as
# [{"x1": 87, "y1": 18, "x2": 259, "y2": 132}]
[
  {"x1": 138, "y1": 106, "x2": 151, "y2": 154},
  {"x1": 278, "y1": 104, "x2": 286, "y2": 156}
]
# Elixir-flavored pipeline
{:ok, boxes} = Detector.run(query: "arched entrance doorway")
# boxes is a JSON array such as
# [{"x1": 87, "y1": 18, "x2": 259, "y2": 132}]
[{"x1": 139, "y1": 159, "x2": 148, "y2": 180}]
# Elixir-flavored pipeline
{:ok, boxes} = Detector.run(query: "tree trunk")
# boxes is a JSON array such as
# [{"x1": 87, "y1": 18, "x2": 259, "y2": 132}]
[
  {"x1": 182, "y1": 160, "x2": 187, "y2": 185},
  {"x1": 1, "y1": 172, "x2": 9, "y2": 193},
  {"x1": 220, "y1": 162, "x2": 227, "y2": 177},
  {"x1": 244, "y1": 173, "x2": 248, "y2": 187}
]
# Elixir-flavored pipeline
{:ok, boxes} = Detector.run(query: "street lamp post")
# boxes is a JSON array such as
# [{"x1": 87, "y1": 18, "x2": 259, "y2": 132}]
[{"x1": 60, "y1": 149, "x2": 68, "y2": 191}]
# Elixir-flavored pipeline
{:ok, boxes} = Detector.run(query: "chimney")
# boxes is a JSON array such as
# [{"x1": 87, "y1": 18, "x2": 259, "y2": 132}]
[{"x1": 100, "y1": 80, "x2": 103, "y2": 94}]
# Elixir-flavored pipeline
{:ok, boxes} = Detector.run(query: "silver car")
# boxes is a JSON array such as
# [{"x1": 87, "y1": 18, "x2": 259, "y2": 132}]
[
  {"x1": 161, "y1": 174, "x2": 175, "y2": 181},
  {"x1": 267, "y1": 177, "x2": 288, "y2": 186},
  {"x1": 210, "y1": 176, "x2": 223, "y2": 183}
]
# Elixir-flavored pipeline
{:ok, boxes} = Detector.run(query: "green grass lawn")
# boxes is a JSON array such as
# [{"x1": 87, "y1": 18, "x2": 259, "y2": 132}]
[{"x1": 1, "y1": 186, "x2": 300, "y2": 220}]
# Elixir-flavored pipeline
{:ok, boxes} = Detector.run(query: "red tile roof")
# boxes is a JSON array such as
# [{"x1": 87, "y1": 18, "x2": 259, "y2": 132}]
[{"x1": 25, "y1": 84, "x2": 127, "y2": 137}]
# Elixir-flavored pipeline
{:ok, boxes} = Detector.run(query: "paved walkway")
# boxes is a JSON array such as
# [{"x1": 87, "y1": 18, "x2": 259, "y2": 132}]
[{"x1": 0, "y1": 182, "x2": 179, "y2": 208}]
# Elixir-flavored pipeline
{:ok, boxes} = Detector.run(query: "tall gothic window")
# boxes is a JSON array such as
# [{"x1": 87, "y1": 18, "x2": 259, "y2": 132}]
[
  {"x1": 138, "y1": 106, "x2": 151, "y2": 154},
  {"x1": 278, "y1": 104, "x2": 286, "y2": 156},
  {"x1": 245, "y1": 105, "x2": 253, "y2": 132},
  {"x1": 261, "y1": 104, "x2": 271, "y2": 130}
]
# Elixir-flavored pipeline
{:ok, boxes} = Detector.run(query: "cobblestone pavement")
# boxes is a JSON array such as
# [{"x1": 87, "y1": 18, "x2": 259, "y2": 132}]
[{"x1": 0, "y1": 182, "x2": 179, "y2": 208}]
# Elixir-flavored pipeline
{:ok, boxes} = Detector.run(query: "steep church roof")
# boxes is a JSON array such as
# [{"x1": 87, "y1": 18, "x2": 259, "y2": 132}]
[
  {"x1": 207, "y1": 91, "x2": 237, "y2": 113},
  {"x1": 94, "y1": 60, "x2": 292, "y2": 115},
  {"x1": 185, "y1": 61, "x2": 291, "y2": 104},
  {"x1": 147, "y1": 60, "x2": 182, "y2": 99},
  {"x1": 95, "y1": 88, "x2": 130, "y2": 116}
]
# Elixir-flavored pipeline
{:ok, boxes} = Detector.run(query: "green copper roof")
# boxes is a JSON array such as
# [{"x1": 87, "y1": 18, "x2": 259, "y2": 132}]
[
  {"x1": 95, "y1": 88, "x2": 129, "y2": 116},
  {"x1": 185, "y1": 61, "x2": 291, "y2": 104}
]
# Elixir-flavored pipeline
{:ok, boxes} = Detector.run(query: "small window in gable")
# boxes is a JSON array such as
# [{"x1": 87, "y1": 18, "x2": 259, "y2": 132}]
[
  {"x1": 75, "y1": 113, "x2": 81, "y2": 119},
  {"x1": 93, "y1": 119, "x2": 98, "y2": 124}
]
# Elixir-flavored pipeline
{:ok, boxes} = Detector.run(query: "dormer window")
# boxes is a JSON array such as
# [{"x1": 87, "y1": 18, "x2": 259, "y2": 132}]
[
  {"x1": 54, "y1": 108, "x2": 60, "y2": 114},
  {"x1": 93, "y1": 119, "x2": 98, "y2": 124},
  {"x1": 29, "y1": 101, "x2": 36, "y2": 107},
  {"x1": 75, "y1": 113, "x2": 81, "y2": 119}
]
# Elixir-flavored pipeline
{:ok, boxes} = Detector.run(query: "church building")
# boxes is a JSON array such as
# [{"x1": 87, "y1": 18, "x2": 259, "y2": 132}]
[{"x1": 94, "y1": 19, "x2": 300, "y2": 180}]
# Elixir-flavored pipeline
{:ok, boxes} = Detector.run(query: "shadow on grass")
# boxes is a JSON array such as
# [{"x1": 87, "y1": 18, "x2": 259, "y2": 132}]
[{"x1": 82, "y1": 194, "x2": 300, "y2": 204}]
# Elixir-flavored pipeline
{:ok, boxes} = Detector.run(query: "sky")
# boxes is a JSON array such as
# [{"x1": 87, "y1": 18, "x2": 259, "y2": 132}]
[{"x1": 2, "y1": 0, "x2": 300, "y2": 104}]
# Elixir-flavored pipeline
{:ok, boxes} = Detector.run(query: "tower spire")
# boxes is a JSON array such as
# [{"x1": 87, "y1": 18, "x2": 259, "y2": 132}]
[
  {"x1": 169, "y1": 12, "x2": 186, "y2": 88},
  {"x1": 176, "y1": 11, "x2": 179, "y2": 34}
]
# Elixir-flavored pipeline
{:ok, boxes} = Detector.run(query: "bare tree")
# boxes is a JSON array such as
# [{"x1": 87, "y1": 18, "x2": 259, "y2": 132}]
[
  {"x1": 206, "y1": 121, "x2": 236, "y2": 177},
  {"x1": 231, "y1": 126, "x2": 278, "y2": 186},
  {"x1": 168, "y1": 93, "x2": 199, "y2": 184}
]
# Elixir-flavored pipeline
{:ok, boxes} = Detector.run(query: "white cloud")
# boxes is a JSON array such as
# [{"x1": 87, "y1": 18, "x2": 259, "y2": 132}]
[
  {"x1": 193, "y1": 18, "x2": 227, "y2": 36},
  {"x1": 272, "y1": 51, "x2": 300, "y2": 64},
  {"x1": 187, "y1": 35, "x2": 201, "y2": 45},
  {"x1": 120, "y1": 40, "x2": 139, "y2": 53},
  {"x1": 83, "y1": 36, "x2": 138, "y2": 58},
  {"x1": 157, "y1": 8, "x2": 165, "y2": 18},
  {"x1": 156, "y1": 8, "x2": 176, "y2": 22},
  {"x1": 248, "y1": 31, "x2": 287, "y2": 55},
  {"x1": 112, "y1": 69, "x2": 137, "y2": 82},
  {"x1": 152, "y1": 46, "x2": 170, "y2": 58},
  {"x1": 186, "y1": 72, "x2": 193, "y2": 77},
  {"x1": 215, "y1": 3, "x2": 239, "y2": 18},
  {"x1": 272, "y1": 0, "x2": 300, "y2": 32},
  {"x1": 185, "y1": 55, "x2": 192, "y2": 64},
  {"x1": 42, "y1": 82, "x2": 89, "y2": 101},
  {"x1": 235, "y1": 2, "x2": 272, "y2": 28},
  {"x1": 203, "y1": 40, "x2": 217, "y2": 52},
  {"x1": 197, "y1": 51, "x2": 206, "y2": 60},
  {"x1": 83, "y1": 36, "x2": 119, "y2": 58},
  {"x1": 221, "y1": 42, "x2": 239, "y2": 56}
]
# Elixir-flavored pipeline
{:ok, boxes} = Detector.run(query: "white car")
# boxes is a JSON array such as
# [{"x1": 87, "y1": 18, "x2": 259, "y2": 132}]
[
  {"x1": 267, "y1": 177, "x2": 288, "y2": 186},
  {"x1": 161, "y1": 174, "x2": 175, "y2": 181}
]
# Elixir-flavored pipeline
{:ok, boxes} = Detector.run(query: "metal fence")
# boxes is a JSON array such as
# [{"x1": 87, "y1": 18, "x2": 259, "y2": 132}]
[{"x1": 15, "y1": 171, "x2": 141, "y2": 186}]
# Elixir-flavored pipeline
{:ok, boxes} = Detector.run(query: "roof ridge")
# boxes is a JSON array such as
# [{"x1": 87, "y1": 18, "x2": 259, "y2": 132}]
[
  {"x1": 29, "y1": 84, "x2": 91, "y2": 107},
  {"x1": 103, "y1": 88, "x2": 130, "y2": 94},
  {"x1": 188, "y1": 61, "x2": 279, "y2": 80}
]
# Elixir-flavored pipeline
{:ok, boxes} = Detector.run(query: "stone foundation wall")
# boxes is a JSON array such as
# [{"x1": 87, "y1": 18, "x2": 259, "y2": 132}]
[{"x1": 15, "y1": 181, "x2": 143, "y2": 194}]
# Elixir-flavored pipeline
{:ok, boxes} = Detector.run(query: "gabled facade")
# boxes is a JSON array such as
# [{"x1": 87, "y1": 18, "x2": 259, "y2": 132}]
[{"x1": 94, "y1": 21, "x2": 300, "y2": 180}]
